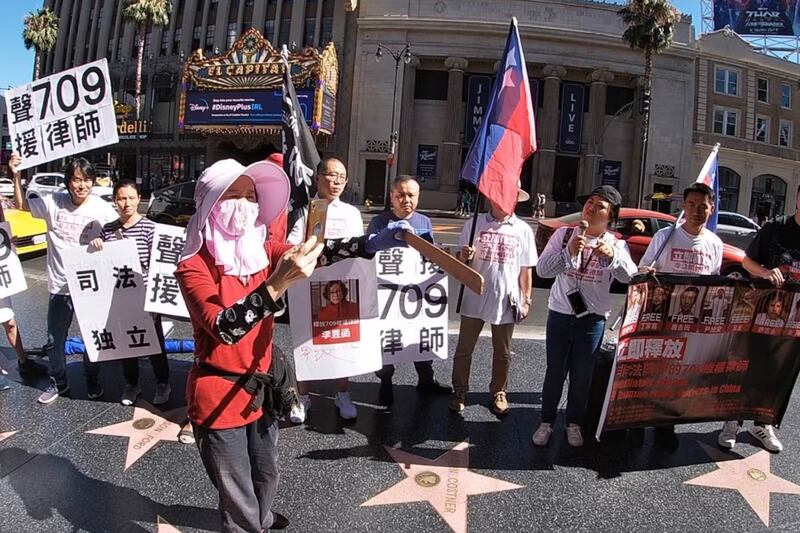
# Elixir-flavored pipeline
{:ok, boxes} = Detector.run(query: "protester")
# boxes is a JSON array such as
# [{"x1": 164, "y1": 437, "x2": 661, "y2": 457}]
[
  {"x1": 287, "y1": 157, "x2": 363, "y2": 423},
  {"x1": 175, "y1": 158, "x2": 410, "y2": 532},
  {"x1": 10, "y1": 154, "x2": 118, "y2": 404},
  {"x1": 717, "y1": 185, "x2": 800, "y2": 453},
  {"x1": 367, "y1": 175, "x2": 452, "y2": 406},
  {"x1": 630, "y1": 182, "x2": 723, "y2": 450},
  {"x1": 533, "y1": 185, "x2": 636, "y2": 447},
  {"x1": 450, "y1": 182, "x2": 536, "y2": 416},
  {"x1": 88, "y1": 179, "x2": 171, "y2": 406}
]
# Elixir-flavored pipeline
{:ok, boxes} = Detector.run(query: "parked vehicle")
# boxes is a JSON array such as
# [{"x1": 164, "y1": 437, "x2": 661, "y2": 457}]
[
  {"x1": 27, "y1": 172, "x2": 114, "y2": 203},
  {"x1": 146, "y1": 181, "x2": 197, "y2": 227},
  {"x1": 534, "y1": 208, "x2": 747, "y2": 286},
  {"x1": 4, "y1": 208, "x2": 48, "y2": 256},
  {"x1": 0, "y1": 179, "x2": 14, "y2": 197},
  {"x1": 716, "y1": 211, "x2": 760, "y2": 250}
]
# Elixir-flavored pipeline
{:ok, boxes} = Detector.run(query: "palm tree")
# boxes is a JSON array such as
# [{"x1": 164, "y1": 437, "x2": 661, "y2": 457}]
[
  {"x1": 619, "y1": 0, "x2": 679, "y2": 208},
  {"x1": 122, "y1": 0, "x2": 172, "y2": 118},
  {"x1": 22, "y1": 8, "x2": 59, "y2": 81}
]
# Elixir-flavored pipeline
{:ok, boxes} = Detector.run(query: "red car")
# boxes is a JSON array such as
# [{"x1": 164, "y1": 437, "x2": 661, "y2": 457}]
[{"x1": 534, "y1": 208, "x2": 747, "y2": 280}]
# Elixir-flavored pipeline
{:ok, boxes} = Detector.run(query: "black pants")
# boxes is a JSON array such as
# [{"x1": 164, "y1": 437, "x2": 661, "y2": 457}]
[
  {"x1": 121, "y1": 315, "x2": 169, "y2": 386},
  {"x1": 375, "y1": 360, "x2": 435, "y2": 383},
  {"x1": 194, "y1": 417, "x2": 280, "y2": 533}
]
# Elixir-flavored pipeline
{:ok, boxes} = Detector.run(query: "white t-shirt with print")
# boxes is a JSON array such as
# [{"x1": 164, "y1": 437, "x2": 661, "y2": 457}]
[
  {"x1": 29, "y1": 192, "x2": 118, "y2": 294},
  {"x1": 458, "y1": 213, "x2": 537, "y2": 325},
  {"x1": 286, "y1": 198, "x2": 364, "y2": 244},
  {"x1": 640, "y1": 224, "x2": 723, "y2": 275}
]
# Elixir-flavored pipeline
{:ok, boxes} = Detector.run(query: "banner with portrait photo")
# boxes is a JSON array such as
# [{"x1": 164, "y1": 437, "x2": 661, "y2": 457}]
[
  {"x1": 375, "y1": 247, "x2": 449, "y2": 366},
  {"x1": 288, "y1": 258, "x2": 380, "y2": 380},
  {"x1": 63, "y1": 240, "x2": 161, "y2": 362},
  {"x1": 598, "y1": 274, "x2": 800, "y2": 438}
]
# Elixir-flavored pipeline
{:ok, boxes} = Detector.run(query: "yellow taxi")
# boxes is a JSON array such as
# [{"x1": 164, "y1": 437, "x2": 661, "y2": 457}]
[{"x1": 5, "y1": 208, "x2": 47, "y2": 255}]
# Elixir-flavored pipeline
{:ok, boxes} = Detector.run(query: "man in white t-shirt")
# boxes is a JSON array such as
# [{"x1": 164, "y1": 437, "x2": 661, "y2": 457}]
[
  {"x1": 286, "y1": 157, "x2": 364, "y2": 423},
  {"x1": 11, "y1": 155, "x2": 118, "y2": 404},
  {"x1": 451, "y1": 185, "x2": 537, "y2": 416},
  {"x1": 630, "y1": 182, "x2": 723, "y2": 450}
]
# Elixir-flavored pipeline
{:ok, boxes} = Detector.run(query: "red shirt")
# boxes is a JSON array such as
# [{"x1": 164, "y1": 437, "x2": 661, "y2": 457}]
[
  {"x1": 268, "y1": 210, "x2": 288, "y2": 243},
  {"x1": 176, "y1": 240, "x2": 292, "y2": 429}
]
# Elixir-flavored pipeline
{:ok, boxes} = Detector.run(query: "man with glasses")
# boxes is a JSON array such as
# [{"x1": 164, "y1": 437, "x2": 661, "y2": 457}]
[
  {"x1": 10, "y1": 154, "x2": 118, "y2": 404},
  {"x1": 287, "y1": 157, "x2": 364, "y2": 423}
]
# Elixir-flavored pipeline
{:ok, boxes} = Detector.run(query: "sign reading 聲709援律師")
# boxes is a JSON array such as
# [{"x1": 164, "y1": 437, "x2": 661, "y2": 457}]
[
  {"x1": 375, "y1": 247, "x2": 449, "y2": 365},
  {"x1": 145, "y1": 224, "x2": 189, "y2": 318},
  {"x1": 3, "y1": 59, "x2": 118, "y2": 171},
  {"x1": 63, "y1": 240, "x2": 160, "y2": 362},
  {"x1": 0, "y1": 222, "x2": 28, "y2": 299}
]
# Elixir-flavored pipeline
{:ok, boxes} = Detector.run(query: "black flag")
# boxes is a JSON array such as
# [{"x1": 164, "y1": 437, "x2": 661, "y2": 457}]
[{"x1": 281, "y1": 54, "x2": 319, "y2": 229}]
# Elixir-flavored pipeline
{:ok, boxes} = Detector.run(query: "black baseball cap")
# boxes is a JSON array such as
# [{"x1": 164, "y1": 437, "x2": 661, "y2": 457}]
[{"x1": 578, "y1": 185, "x2": 622, "y2": 208}]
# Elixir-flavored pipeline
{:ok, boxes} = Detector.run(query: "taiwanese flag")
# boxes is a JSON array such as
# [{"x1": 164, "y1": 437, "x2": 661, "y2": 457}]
[
  {"x1": 460, "y1": 17, "x2": 536, "y2": 215},
  {"x1": 695, "y1": 143, "x2": 720, "y2": 232}
]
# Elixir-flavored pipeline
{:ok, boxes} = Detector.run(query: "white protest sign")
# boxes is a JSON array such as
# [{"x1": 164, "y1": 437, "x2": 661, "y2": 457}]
[
  {"x1": 63, "y1": 240, "x2": 160, "y2": 362},
  {"x1": 375, "y1": 247, "x2": 449, "y2": 365},
  {"x1": 289, "y1": 258, "x2": 381, "y2": 380},
  {"x1": 145, "y1": 224, "x2": 188, "y2": 318},
  {"x1": 4, "y1": 58, "x2": 118, "y2": 170},
  {"x1": 0, "y1": 222, "x2": 28, "y2": 299}
]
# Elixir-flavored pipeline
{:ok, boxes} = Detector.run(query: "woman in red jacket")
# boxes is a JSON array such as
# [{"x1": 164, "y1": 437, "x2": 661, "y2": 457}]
[{"x1": 176, "y1": 158, "x2": 409, "y2": 532}]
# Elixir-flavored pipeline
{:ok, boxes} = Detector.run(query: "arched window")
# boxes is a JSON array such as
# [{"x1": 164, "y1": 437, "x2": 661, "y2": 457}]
[
  {"x1": 718, "y1": 166, "x2": 740, "y2": 212},
  {"x1": 750, "y1": 174, "x2": 787, "y2": 222}
]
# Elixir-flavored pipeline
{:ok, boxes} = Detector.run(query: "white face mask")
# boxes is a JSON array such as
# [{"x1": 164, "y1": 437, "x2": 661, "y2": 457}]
[{"x1": 210, "y1": 198, "x2": 260, "y2": 236}]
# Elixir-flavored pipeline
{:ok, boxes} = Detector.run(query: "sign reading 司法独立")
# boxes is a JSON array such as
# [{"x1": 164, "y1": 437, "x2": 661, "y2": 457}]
[
  {"x1": 145, "y1": 224, "x2": 189, "y2": 318},
  {"x1": 375, "y1": 247, "x2": 449, "y2": 366},
  {"x1": 4, "y1": 59, "x2": 118, "y2": 170},
  {"x1": 63, "y1": 240, "x2": 160, "y2": 362},
  {"x1": 0, "y1": 222, "x2": 28, "y2": 299}
]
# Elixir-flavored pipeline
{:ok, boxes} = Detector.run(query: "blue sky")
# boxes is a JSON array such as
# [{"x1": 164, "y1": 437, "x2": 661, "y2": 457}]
[{"x1": 0, "y1": 1, "x2": 703, "y2": 90}]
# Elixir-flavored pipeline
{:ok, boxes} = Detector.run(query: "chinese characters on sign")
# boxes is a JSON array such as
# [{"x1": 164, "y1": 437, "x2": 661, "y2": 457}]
[
  {"x1": 376, "y1": 247, "x2": 449, "y2": 365},
  {"x1": 3, "y1": 59, "x2": 118, "y2": 170},
  {"x1": 144, "y1": 224, "x2": 189, "y2": 318},
  {"x1": 0, "y1": 222, "x2": 28, "y2": 299},
  {"x1": 63, "y1": 240, "x2": 160, "y2": 362}
]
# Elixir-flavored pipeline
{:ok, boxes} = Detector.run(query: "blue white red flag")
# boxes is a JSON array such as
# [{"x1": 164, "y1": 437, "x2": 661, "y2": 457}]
[
  {"x1": 459, "y1": 18, "x2": 536, "y2": 215},
  {"x1": 694, "y1": 143, "x2": 720, "y2": 232}
]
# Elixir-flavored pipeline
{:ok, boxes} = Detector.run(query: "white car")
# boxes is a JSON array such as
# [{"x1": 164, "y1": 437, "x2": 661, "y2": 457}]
[
  {"x1": 716, "y1": 211, "x2": 760, "y2": 250},
  {"x1": 0, "y1": 178, "x2": 14, "y2": 197},
  {"x1": 27, "y1": 172, "x2": 114, "y2": 203}
]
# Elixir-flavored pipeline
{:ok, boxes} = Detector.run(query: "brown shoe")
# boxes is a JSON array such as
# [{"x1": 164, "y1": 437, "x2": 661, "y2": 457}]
[
  {"x1": 449, "y1": 393, "x2": 465, "y2": 413},
  {"x1": 491, "y1": 391, "x2": 509, "y2": 415}
]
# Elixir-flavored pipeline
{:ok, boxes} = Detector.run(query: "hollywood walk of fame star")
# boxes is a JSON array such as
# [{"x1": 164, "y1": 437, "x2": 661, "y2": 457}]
[
  {"x1": 0, "y1": 430, "x2": 18, "y2": 443},
  {"x1": 86, "y1": 401, "x2": 186, "y2": 470},
  {"x1": 157, "y1": 515, "x2": 182, "y2": 532},
  {"x1": 362, "y1": 440, "x2": 523, "y2": 533},
  {"x1": 685, "y1": 442, "x2": 800, "y2": 526}
]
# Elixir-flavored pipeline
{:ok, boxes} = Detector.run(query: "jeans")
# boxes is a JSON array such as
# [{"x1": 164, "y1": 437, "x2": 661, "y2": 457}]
[
  {"x1": 541, "y1": 310, "x2": 606, "y2": 426},
  {"x1": 194, "y1": 417, "x2": 280, "y2": 533},
  {"x1": 47, "y1": 293, "x2": 99, "y2": 389},
  {"x1": 451, "y1": 316, "x2": 514, "y2": 396},
  {"x1": 121, "y1": 315, "x2": 169, "y2": 386}
]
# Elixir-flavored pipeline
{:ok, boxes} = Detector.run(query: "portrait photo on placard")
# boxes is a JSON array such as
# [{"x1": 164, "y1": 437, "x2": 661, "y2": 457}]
[
  {"x1": 751, "y1": 289, "x2": 791, "y2": 335},
  {"x1": 728, "y1": 286, "x2": 758, "y2": 332},
  {"x1": 638, "y1": 284, "x2": 671, "y2": 332},
  {"x1": 311, "y1": 279, "x2": 361, "y2": 345},
  {"x1": 666, "y1": 284, "x2": 704, "y2": 332},
  {"x1": 620, "y1": 283, "x2": 647, "y2": 337},
  {"x1": 699, "y1": 286, "x2": 734, "y2": 333},
  {"x1": 785, "y1": 293, "x2": 800, "y2": 337}
]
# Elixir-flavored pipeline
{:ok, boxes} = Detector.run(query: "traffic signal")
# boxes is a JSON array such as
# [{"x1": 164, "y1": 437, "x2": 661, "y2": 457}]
[{"x1": 639, "y1": 87, "x2": 651, "y2": 115}]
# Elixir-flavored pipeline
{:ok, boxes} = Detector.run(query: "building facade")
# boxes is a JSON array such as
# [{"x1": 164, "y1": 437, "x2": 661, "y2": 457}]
[
  {"x1": 38, "y1": 0, "x2": 356, "y2": 193},
  {"x1": 693, "y1": 30, "x2": 800, "y2": 222},
  {"x1": 347, "y1": 0, "x2": 696, "y2": 211}
]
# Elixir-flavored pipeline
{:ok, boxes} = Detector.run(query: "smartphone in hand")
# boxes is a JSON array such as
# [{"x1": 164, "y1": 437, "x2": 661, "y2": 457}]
[{"x1": 305, "y1": 199, "x2": 330, "y2": 241}]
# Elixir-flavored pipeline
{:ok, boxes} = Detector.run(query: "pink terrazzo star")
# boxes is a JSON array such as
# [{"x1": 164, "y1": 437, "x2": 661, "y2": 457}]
[
  {"x1": 87, "y1": 401, "x2": 186, "y2": 470},
  {"x1": 362, "y1": 440, "x2": 523, "y2": 533},
  {"x1": 685, "y1": 442, "x2": 800, "y2": 526}
]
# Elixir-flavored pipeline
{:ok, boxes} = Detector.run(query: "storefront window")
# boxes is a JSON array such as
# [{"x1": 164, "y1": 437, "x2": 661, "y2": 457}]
[
  {"x1": 750, "y1": 174, "x2": 787, "y2": 223},
  {"x1": 718, "y1": 166, "x2": 740, "y2": 212}
]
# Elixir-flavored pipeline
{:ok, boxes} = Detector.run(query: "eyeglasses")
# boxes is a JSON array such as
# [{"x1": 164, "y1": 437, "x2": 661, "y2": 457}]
[{"x1": 321, "y1": 172, "x2": 347, "y2": 184}]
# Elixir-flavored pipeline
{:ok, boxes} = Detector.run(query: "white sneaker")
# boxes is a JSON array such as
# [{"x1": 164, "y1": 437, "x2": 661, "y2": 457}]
[
  {"x1": 749, "y1": 424, "x2": 783, "y2": 452},
  {"x1": 532, "y1": 423, "x2": 552, "y2": 446},
  {"x1": 718, "y1": 421, "x2": 739, "y2": 449},
  {"x1": 335, "y1": 392, "x2": 357, "y2": 420},
  {"x1": 289, "y1": 401, "x2": 306, "y2": 424},
  {"x1": 566, "y1": 424, "x2": 584, "y2": 447},
  {"x1": 153, "y1": 383, "x2": 171, "y2": 406},
  {"x1": 121, "y1": 384, "x2": 141, "y2": 406}
]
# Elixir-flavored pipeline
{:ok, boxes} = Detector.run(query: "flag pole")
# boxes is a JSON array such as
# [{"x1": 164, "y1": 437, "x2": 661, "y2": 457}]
[{"x1": 455, "y1": 191, "x2": 484, "y2": 314}]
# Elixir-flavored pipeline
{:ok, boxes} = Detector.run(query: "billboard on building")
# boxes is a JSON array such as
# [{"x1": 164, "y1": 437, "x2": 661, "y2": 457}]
[
  {"x1": 713, "y1": 1, "x2": 800, "y2": 36},
  {"x1": 183, "y1": 89, "x2": 313, "y2": 127}
]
